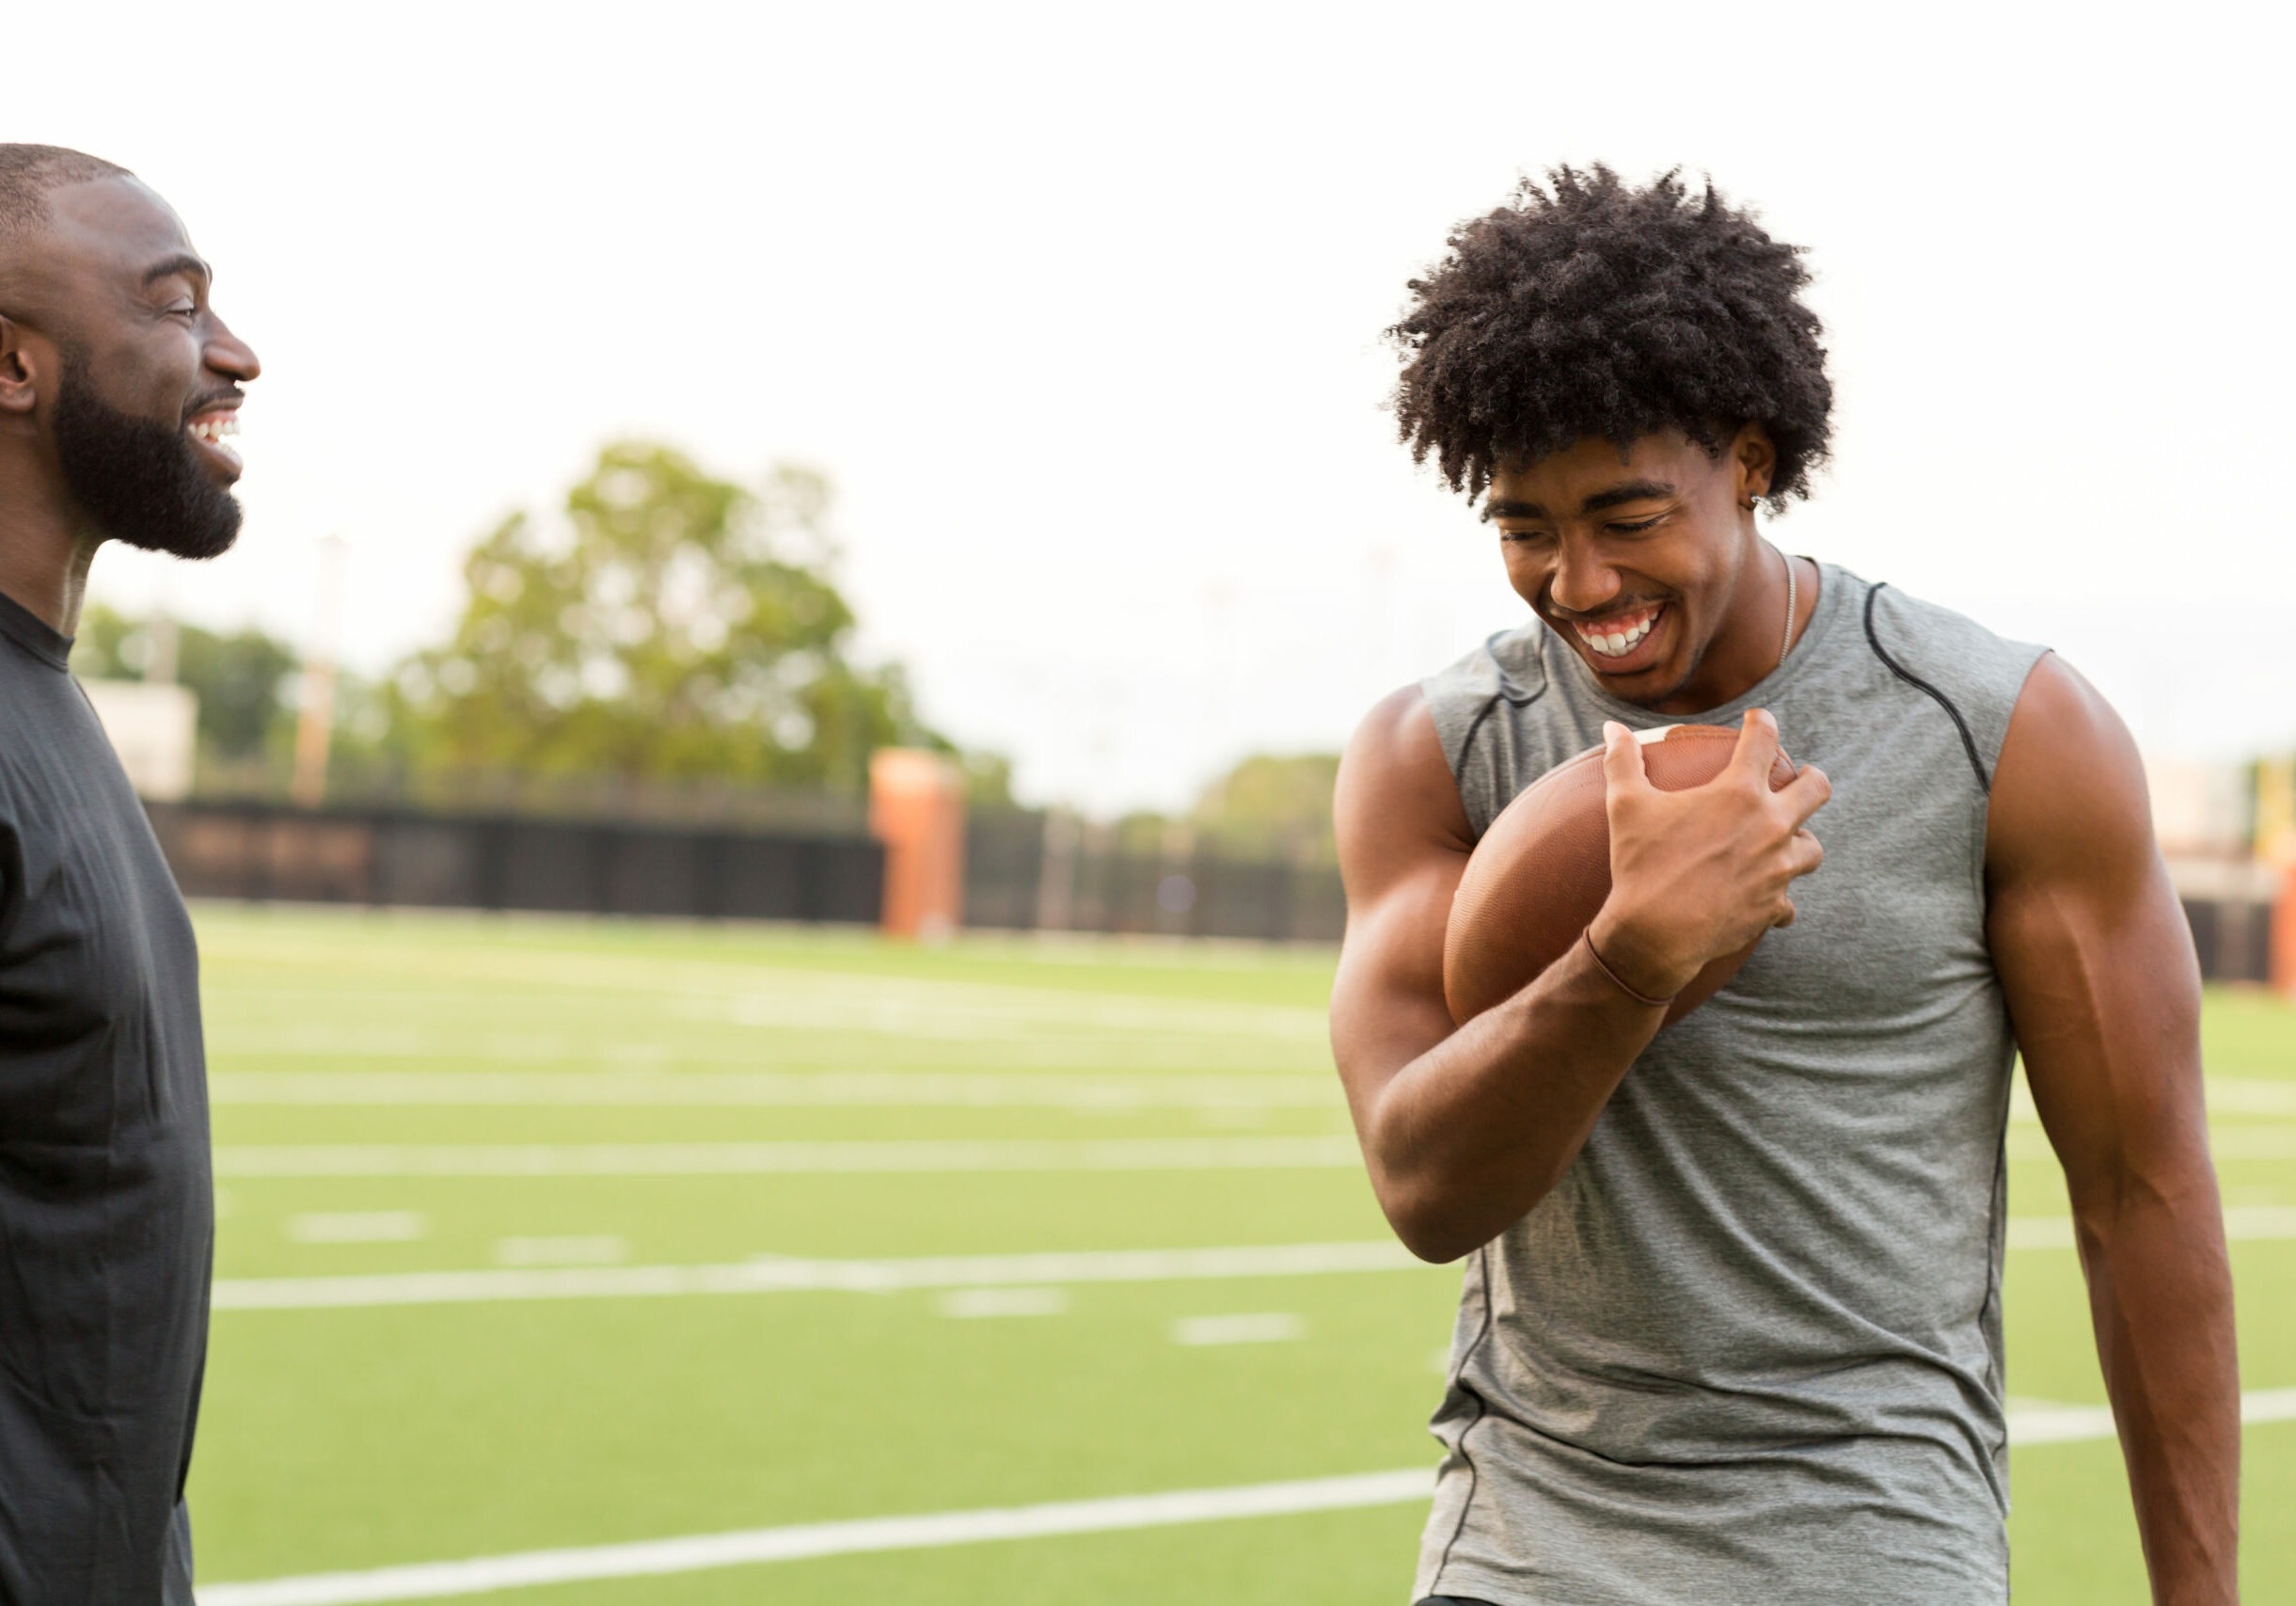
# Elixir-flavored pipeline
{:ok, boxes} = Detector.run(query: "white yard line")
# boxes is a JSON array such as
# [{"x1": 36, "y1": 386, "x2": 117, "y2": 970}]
[
  {"x1": 196, "y1": 1391, "x2": 2296, "y2": 1606},
  {"x1": 214, "y1": 1240, "x2": 1428, "y2": 1312},
  {"x1": 224, "y1": 1135, "x2": 2296, "y2": 1183},
  {"x1": 2003, "y1": 1203, "x2": 2296, "y2": 1249},
  {"x1": 214, "y1": 1208, "x2": 2296, "y2": 1312},
  {"x1": 197, "y1": 1468, "x2": 1434, "y2": 1606},
  {"x1": 209, "y1": 1070, "x2": 1338, "y2": 1110},
  {"x1": 214, "y1": 1137, "x2": 1362, "y2": 1178},
  {"x1": 2007, "y1": 1126, "x2": 2296, "y2": 1161}
]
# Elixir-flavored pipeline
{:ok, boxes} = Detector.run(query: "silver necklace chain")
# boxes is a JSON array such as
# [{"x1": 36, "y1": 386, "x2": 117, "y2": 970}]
[{"x1": 1778, "y1": 547, "x2": 1797, "y2": 671}]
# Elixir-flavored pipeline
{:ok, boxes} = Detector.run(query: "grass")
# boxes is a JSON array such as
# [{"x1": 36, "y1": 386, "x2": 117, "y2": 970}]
[{"x1": 184, "y1": 904, "x2": 2293, "y2": 1602}]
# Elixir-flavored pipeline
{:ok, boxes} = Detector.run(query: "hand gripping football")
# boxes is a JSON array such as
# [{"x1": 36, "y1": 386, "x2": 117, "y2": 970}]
[{"x1": 1442, "y1": 723, "x2": 1798, "y2": 1027}]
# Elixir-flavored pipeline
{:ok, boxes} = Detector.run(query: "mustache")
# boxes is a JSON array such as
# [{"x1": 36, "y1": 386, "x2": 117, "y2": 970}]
[{"x1": 181, "y1": 390, "x2": 244, "y2": 422}]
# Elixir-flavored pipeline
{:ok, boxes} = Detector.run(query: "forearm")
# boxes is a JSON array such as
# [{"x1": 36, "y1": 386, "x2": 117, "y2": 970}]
[
  {"x1": 1364, "y1": 938, "x2": 1663, "y2": 1262},
  {"x1": 2074, "y1": 1180, "x2": 2240, "y2": 1604}
]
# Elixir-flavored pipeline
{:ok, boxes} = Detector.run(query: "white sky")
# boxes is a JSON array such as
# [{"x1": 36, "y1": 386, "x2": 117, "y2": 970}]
[{"x1": 15, "y1": 1, "x2": 2291, "y2": 812}]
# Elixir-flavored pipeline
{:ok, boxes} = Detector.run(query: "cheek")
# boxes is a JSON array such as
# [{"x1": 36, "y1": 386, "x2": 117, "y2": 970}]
[{"x1": 1498, "y1": 547, "x2": 1550, "y2": 606}]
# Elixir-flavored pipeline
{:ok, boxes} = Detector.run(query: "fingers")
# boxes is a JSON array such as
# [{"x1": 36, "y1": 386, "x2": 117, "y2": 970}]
[
  {"x1": 1729, "y1": 708, "x2": 1781, "y2": 785},
  {"x1": 1773, "y1": 898, "x2": 1798, "y2": 930},
  {"x1": 1786, "y1": 827, "x2": 1825, "y2": 879},
  {"x1": 1599, "y1": 720, "x2": 1652, "y2": 798},
  {"x1": 1781, "y1": 762, "x2": 1831, "y2": 828}
]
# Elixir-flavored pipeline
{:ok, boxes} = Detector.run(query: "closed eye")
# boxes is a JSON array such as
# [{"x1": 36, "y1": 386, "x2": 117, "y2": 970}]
[{"x1": 1606, "y1": 517, "x2": 1663, "y2": 534}]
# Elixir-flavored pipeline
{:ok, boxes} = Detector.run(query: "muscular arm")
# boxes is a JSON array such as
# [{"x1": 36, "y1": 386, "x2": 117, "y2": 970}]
[
  {"x1": 1329, "y1": 690, "x2": 1669, "y2": 1262},
  {"x1": 1329, "y1": 689, "x2": 1826, "y2": 1263},
  {"x1": 1987, "y1": 656, "x2": 2239, "y2": 1603}
]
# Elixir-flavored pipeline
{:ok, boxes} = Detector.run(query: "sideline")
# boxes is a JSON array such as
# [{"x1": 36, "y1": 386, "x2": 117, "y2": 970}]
[{"x1": 198, "y1": 1390, "x2": 2296, "y2": 1606}]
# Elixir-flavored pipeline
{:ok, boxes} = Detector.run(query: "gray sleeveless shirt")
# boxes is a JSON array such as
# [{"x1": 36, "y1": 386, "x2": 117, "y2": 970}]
[{"x1": 1413, "y1": 564, "x2": 2048, "y2": 1606}]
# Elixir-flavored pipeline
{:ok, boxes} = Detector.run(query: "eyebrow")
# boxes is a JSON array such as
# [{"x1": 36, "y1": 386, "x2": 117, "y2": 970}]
[
  {"x1": 141, "y1": 252, "x2": 212, "y2": 289},
  {"x1": 1484, "y1": 478, "x2": 1681, "y2": 521}
]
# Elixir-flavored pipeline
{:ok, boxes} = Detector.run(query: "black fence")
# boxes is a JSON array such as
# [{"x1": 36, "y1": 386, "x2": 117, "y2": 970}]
[
  {"x1": 2183, "y1": 897, "x2": 2273, "y2": 984},
  {"x1": 964, "y1": 811, "x2": 1346, "y2": 943},
  {"x1": 145, "y1": 799, "x2": 2283, "y2": 970},
  {"x1": 146, "y1": 802, "x2": 882, "y2": 924}
]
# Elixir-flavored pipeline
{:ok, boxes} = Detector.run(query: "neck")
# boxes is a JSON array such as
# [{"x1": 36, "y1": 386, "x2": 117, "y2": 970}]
[
  {"x1": 1644, "y1": 531, "x2": 1804, "y2": 716},
  {"x1": 0, "y1": 458, "x2": 103, "y2": 637}
]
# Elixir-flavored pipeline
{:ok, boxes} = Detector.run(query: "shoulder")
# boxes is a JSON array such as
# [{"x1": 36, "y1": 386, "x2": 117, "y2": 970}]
[
  {"x1": 1845, "y1": 572, "x2": 2051, "y2": 792},
  {"x1": 1337, "y1": 686, "x2": 1474, "y2": 893},
  {"x1": 1987, "y1": 654, "x2": 2154, "y2": 887}
]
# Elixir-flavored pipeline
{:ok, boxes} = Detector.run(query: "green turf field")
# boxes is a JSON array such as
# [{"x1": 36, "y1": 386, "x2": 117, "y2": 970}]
[{"x1": 185, "y1": 905, "x2": 2293, "y2": 1603}]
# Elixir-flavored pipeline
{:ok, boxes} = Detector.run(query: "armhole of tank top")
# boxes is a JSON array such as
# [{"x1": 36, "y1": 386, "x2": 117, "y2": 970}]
[
  {"x1": 1861, "y1": 583, "x2": 1992, "y2": 793},
  {"x1": 1448, "y1": 681, "x2": 1547, "y2": 798}
]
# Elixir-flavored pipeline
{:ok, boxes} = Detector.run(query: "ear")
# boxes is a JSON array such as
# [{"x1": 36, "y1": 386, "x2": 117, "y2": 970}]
[
  {"x1": 1732, "y1": 423, "x2": 1777, "y2": 505},
  {"x1": 0, "y1": 315, "x2": 40, "y2": 421}
]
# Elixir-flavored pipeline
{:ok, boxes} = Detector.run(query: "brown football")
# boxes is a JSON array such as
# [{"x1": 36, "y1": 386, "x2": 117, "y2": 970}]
[{"x1": 1443, "y1": 724, "x2": 1797, "y2": 1027}]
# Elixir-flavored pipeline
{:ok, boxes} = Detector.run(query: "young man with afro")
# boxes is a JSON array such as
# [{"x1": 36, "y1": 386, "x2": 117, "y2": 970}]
[{"x1": 1330, "y1": 167, "x2": 2237, "y2": 1605}]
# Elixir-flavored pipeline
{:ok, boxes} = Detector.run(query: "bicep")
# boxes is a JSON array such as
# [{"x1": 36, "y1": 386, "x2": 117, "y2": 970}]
[
  {"x1": 1328, "y1": 689, "x2": 1472, "y2": 1120},
  {"x1": 1987, "y1": 657, "x2": 2207, "y2": 1205}
]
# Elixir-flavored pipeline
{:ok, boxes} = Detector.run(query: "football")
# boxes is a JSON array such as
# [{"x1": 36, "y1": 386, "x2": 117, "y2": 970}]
[{"x1": 1443, "y1": 723, "x2": 1798, "y2": 1027}]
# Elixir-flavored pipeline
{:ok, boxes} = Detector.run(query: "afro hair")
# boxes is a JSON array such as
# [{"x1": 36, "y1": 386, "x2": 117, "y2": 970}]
[{"x1": 1388, "y1": 166, "x2": 1831, "y2": 508}]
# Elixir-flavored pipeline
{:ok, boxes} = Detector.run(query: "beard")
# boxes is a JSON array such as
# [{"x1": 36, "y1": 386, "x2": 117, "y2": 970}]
[{"x1": 52, "y1": 349, "x2": 243, "y2": 561}]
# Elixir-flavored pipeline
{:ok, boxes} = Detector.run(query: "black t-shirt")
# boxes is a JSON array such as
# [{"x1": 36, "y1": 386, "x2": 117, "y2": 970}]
[{"x1": 0, "y1": 590, "x2": 209, "y2": 1604}]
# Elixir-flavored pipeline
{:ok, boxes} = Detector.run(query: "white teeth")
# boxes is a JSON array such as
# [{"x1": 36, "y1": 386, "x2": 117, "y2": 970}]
[{"x1": 1580, "y1": 612, "x2": 1656, "y2": 659}]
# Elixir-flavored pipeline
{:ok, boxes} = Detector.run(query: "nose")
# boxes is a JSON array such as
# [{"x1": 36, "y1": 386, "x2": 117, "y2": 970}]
[
  {"x1": 1546, "y1": 534, "x2": 1622, "y2": 617},
  {"x1": 203, "y1": 312, "x2": 261, "y2": 386}
]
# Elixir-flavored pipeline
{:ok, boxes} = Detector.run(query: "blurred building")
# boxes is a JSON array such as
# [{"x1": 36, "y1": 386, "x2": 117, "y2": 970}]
[{"x1": 81, "y1": 679, "x2": 197, "y2": 803}]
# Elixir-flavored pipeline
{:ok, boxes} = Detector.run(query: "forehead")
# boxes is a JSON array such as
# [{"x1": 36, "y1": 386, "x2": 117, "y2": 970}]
[
  {"x1": 40, "y1": 176, "x2": 198, "y2": 279},
  {"x1": 1490, "y1": 432, "x2": 1718, "y2": 501}
]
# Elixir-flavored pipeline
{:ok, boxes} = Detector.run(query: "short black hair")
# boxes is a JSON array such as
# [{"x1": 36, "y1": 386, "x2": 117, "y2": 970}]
[
  {"x1": 0, "y1": 145, "x2": 133, "y2": 246},
  {"x1": 1389, "y1": 166, "x2": 1831, "y2": 508}
]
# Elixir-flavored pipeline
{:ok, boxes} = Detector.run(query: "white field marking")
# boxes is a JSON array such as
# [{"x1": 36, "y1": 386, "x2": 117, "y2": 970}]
[
  {"x1": 212, "y1": 1041, "x2": 1323, "y2": 1074},
  {"x1": 213, "y1": 1240, "x2": 1428, "y2": 1312},
  {"x1": 214, "y1": 1208, "x2": 2296, "y2": 1314},
  {"x1": 495, "y1": 1236, "x2": 626, "y2": 1267},
  {"x1": 208, "y1": 1070, "x2": 1338, "y2": 1111},
  {"x1": 2009, "y1": 1077, "x2": 2296, "y2": 1124},
  {"x1": 939, "y1": 1287, "x2": 1069, "y2": 1318},
  {"x1": 1173, "y1": 1312, "x2": 1306, "y2": 1346},
  {"x1": 2010, "y1": 1387, "x2": 2296, "y2": 1446},
  {"x1": 197, "y1": 1467, "x2": 1436, "y2": 1606},
  {"x1": 286, "y1": 1212, "x2": 425, "y2": 1245},
  {"x1": 2207, "y1": 1078, "x2": 2296, "y2": 1116},
  {"x1": 2007, "y1": 1126, "x2": 2296, "y2": 1162},
  {"x1": 214, "y1": 1137, "x2": 1363, "y2": 1179},
  {"x1": 209, "y1": 952, "x2": 1331, "y2": 1042},
  {"x1": 190, "y1": 1391, "x2": 2296, "y2": 1606},
  {"x1": 2003, "y1": 1204, "x2": 2296, "y2": 1250}
]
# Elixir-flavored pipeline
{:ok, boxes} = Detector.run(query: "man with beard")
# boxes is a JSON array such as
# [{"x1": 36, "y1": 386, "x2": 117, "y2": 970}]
[
  {"x1": 0, "y1": 144, "x2": 260, "y2": 1602},
  {"x1": 1331, "y1": 168, "x2": 2236, "y2": 1603}
]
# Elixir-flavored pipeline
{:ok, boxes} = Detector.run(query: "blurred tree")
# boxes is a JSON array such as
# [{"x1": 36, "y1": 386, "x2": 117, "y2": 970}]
[
  {"x1": 71, "y1": 604, "x2": 299, "y2": 761},
  {"x1": 1192, "y1": 751, "x2": 1342, "y2": 861},
  {"x1": 961, "y1": 751, "x2": 1017, "y2": 809},
  {"x1": 390, "y1": 442, "x2": 947, "y2": 792}
]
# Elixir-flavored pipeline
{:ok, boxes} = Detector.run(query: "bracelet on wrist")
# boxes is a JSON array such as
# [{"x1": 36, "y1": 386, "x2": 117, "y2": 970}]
[{"x1": 1581, "y1": 929, "x2": 1676, "y2": 1010}]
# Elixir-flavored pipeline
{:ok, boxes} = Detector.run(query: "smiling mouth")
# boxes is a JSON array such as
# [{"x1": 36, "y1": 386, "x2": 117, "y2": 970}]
[
  {"x1": 1570, "y1": 602, "x2": 1663, "y2": 660},
  {"x1": 186, "y1": 409, "x2": 242, "y2": 470}
]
